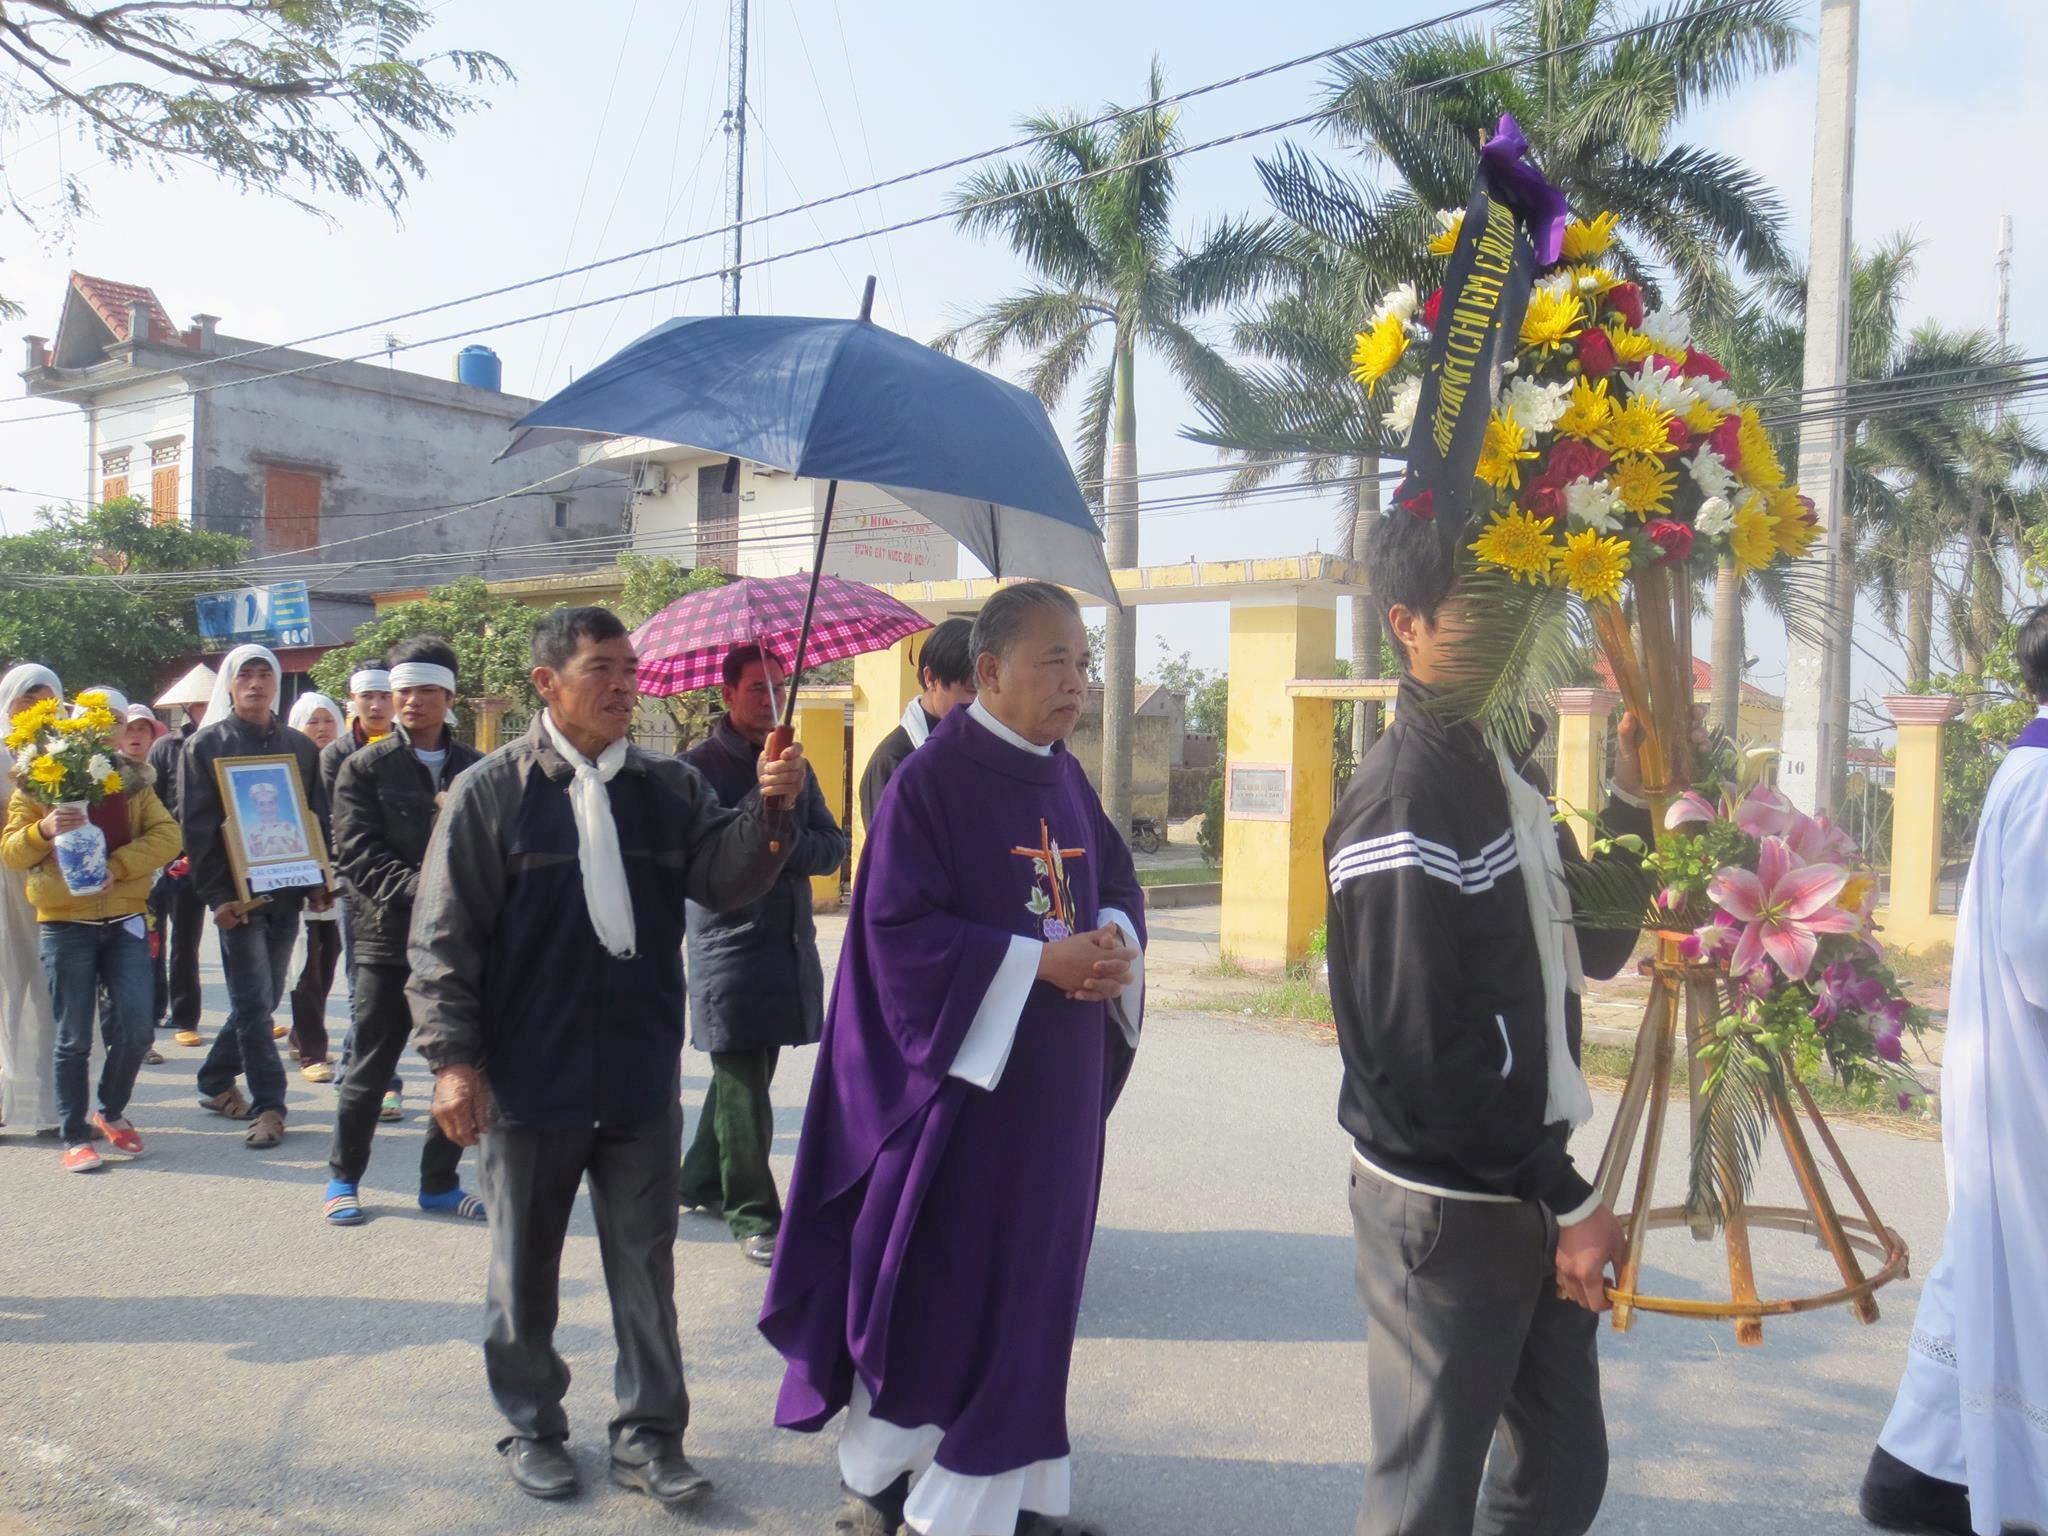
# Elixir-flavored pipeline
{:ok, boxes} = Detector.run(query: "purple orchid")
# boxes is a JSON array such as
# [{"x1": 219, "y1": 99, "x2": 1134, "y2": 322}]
[
  {"x1": 1872, "y1": 997, "x2": 1911, "y2": 1062},
  {"x1": 1680, "y1": 910, "x2": 1739, "y2": 962},
  {"x1": 1810, "y1": 963, "x2": 1887, "y2": 1027},
  {"x1": 1706, "y1": 835, "x2": 1859, "y2": 982}
]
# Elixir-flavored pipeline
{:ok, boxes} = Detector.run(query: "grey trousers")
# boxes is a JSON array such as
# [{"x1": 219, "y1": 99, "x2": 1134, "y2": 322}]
[
  {"x1": 480, "y1": 1106, "x2": 688, "y2": 1454},
  {"x1": 1349, "y1": 1161, "x2": 1608, "y2": 1536}
]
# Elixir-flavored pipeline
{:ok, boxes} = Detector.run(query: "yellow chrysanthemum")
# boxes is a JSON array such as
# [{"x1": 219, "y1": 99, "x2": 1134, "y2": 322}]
[
  {"x1": 1735, "y1": 406, "x2": 1785, "y2": 489},
  {"x1": 1610, "y1": 456, "x2": 1677, "y2": 518},
  {"x1": 1560, "y1": 210, "x2": 1621, "y2": 262},
  {"x1": 81, "y1": 707, "x2": 116, "y2": 733},
  {"x1": 1605, "y1": 324, "x2": 1658, "y2": 365},
  {"x1": 101, "y1": 771, "x2": 123, "y2": 796},
  {"x1": 1683, "y1": 399, "x2": 1729, "y2": 435},
  {"x1": 1729, "y1": 493, "x2": 1779, "y2": 572},
  {"x1": 1349, "y1": 312, "x2": 1409, "y2": 397},
  {"x1": 1475, "y1": 409, "x2": 1541, "y2": 490},
  {"x1": 28, "y1": 755, "x2": 65, "y2": 789},
  {"x1": 1767, "y1": 487, "x2": 1821, "y2": 557},
  {"x1": 1568, "y1": 264, "x2": 1621, "y2": 296},
  {"x1": 1555, "y1": 377, "x2": 1615, "y2": 441},
  {"x1": 1470, "y1": 506, "x2": 1559, "y2": 584},
  {"x1": 1552, "y1": 527, "x2": 1631, "y2": 605},
  {"x1": 1519, "y1": 287, "x2": 1586, "y2": 353},
  {"x1": 1597, "y1": 395, "x2": 1677, "y2": 459},
  {"x1": 1428, "y1": 212, "x2": 1464, "y2": 257},
  {"x1": 73, "y1": 690, "x2": 107, "y2": 710},
  {"x1": 53, "y1": 716, "x2": 90, "y2": 735},
  {"x1": 4, "y1": 723, "x2": 34, "y2": 752}
]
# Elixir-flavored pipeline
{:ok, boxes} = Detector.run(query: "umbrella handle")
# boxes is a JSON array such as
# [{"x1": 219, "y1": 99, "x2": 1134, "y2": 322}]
[{"x1": 764, "y1": 723, "x2": 796, "y2": 854}]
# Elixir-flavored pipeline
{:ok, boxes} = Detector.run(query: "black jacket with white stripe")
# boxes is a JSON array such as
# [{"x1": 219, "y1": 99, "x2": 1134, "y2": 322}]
[{"x1": 1326, "y1": 674, "x2": 1650, "y2": 1213}]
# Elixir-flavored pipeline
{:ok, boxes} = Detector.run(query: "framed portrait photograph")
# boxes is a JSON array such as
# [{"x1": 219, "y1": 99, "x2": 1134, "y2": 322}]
[{"x1": 213, "y1": 754, "x2": 331, "y2": 903}]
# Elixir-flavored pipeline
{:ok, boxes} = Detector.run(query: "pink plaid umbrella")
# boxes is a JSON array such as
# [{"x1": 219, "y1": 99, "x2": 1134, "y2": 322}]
[{"x1": 630, "y1": 573, "x2": 932, "y2": 698}]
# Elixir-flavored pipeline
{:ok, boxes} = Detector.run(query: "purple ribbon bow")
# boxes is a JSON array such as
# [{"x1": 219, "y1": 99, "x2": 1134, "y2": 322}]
[{"x1": 1479, "y1": 114, "x2": 1568, "y2": 266}]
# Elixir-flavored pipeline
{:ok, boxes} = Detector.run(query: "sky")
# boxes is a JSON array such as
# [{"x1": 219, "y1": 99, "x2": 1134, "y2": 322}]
[{"x1": 1, "y1": 0, "x2": 2041, "y2": 735}]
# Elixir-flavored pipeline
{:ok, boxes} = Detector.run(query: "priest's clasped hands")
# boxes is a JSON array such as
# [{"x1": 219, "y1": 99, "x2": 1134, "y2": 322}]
[{"x1": 1037, "y1": 924, "x2": 1139, "y2": 1003}]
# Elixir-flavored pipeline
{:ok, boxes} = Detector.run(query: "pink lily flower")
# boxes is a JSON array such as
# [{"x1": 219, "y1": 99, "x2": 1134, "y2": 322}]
[
  {"x1": 1665, "y1": 789, "x2": 1720, "y2": 830},
  {"x1": 1706, "y1": 835, "x2": 1859, "y2": 981},
  {"x1": 1785, "y1": 810, "x2": 1857, "y2": 864},
  {"x1": 1680, "y1": 910, "x2": 1738, "y2": 962},
  {"x1": 1734, "y1": 784, "x2": 1799, "y2": 840}
]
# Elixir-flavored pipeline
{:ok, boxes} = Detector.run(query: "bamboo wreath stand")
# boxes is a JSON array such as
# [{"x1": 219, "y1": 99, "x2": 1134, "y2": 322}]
[{"x1": 1585, "y1": 566, "x2": 1909, "y2": 1344}]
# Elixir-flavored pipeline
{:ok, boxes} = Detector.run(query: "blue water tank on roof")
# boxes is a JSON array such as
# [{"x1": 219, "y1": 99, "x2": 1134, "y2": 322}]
[{"x1": 455, "y1": 344, "x2": 502, "y2": 392}]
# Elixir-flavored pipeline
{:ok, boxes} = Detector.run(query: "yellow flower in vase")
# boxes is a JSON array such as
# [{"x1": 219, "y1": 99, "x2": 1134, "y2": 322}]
[
  {"x1": 1596, "y1": 395, "x2": 1677, "y2": 459},
  {"x1": 1567, "y1": 264, "x2": 1621, "y2": 297},
  {"x1": 1475, "y1": 410, "x2": 1541, "y2": 490},
  {"x1": 1729, "y1": 491, "x2": 1779, "y2": 572},
  {"x1": 1349, "y1": 312, "x2": 1409, "y2": 396},
  {"x1": 1470, "y1": 505, "x2": 1558, "y2": 584},
  {"x1": 1427, "y1": 209, "x2": 1464, "y2": 257},
  {"x1": 80, "y1": 708, "x2": 116, "y2": 733},
  {"x1": 1552, "y1": 528, "x2": 1632, "y2": 605},
  {"x1": 101, "y1": 771, "x2": 123, "y2": 796},
  {"x1": 1560, "y1": 210, "x2": 1620, "y2": 262},
  {"x1": 1518, "y1": 287, "x2": 1586, "y2": 353},
  {"x1": 1767, "y1": 486, "x2": 1821, "y2": 557},
  {"x1": 1555, "y1": 377, "x2": 1615, "y2": 441},
  {"x1": 53, "y1": 716, "x2": 90, "y2": 735},
  {"x1": 1604, "y1": 324, "x2": 1658, "y2": 366},
  {"x1": 72, "y1": 690, "x2": 108, "y2": 710},
  {"x1": 1683, "y1": 399, "x2": 1729, "y2": 436},
  {"x1": 1736, "y1": 406, "x2": 1785, "y2": 489},
  {"x1": 28, "y1": 755, "x2": 66, "y2": 790},
  {"x1": 1609, "y1": 456, "x2": 1677, "y2": 519}
]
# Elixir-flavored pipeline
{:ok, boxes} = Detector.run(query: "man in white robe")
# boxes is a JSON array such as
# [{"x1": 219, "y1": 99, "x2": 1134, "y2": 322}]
[{"x1": 1861, "y1": 604, "x2": 2048, "y2": 1536}]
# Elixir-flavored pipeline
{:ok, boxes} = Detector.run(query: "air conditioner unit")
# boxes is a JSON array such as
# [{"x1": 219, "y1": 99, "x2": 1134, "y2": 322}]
[{"x1": 631, "y1": 462, "x2": 670, "y2": 497}]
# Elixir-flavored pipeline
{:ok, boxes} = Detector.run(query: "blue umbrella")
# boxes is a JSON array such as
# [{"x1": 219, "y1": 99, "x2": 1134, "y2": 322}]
[{"x1": 502, "y1": 281, "x2": 1115, "y2": 605}]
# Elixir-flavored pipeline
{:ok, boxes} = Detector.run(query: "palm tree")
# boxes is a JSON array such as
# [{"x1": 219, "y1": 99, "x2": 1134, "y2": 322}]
[{"x1": 936, "y1": 61, "x2": 1281, "y2": 826}]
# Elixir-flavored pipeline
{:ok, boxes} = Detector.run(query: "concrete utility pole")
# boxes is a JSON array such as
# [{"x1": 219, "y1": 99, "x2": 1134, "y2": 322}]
[
  {"x1": 719, "y1": 0, "x2": 749, "y2": 316},
  {"x1": 1781, "y1": 0, "x2": 1859, "y2": 816},
  {"x1": 1994, "y1": 214, "x2": 2014, "y2": 426}
]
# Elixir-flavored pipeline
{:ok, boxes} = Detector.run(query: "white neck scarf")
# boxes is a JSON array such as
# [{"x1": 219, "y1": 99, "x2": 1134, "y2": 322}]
[
  {"x1": 1494, "y1": 744, "x2": 1594, "y2": 1129},
  {"x1": 901, "y1": 696, "x2": 933, "y2": 748},
  {"x1": 540, "y1": 710, "x2": 637, "y2": 959}
]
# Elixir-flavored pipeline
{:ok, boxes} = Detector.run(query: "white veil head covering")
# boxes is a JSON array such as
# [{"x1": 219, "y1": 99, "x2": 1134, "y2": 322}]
[
  {"x1": 288, "y1": 692, "x2": 343, "y2": 734},
  {"x1": 0, "y1": 664, "x2": 63, "y2": 728},
  {"x1": 206, "y1": 644, "x2": 282, "y2": 725},
  {"x1": 75, "y1": 685, "x2": 131, "y2": 718}
]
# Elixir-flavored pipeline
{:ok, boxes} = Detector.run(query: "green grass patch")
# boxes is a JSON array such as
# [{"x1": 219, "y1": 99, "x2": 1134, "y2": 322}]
[
  {"x1": 1198, "y1": 961, "x2": 1333, "y2": 1024},
  {"x1": 1137, "y1": 866, "x2": 1218, "y2": 888}
]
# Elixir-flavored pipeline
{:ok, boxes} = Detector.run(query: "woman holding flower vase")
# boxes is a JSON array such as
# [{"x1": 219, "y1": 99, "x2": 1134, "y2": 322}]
[
  {"x1": 1, "y1": 688, "x2": 180, "y2": 1171},
  {"x1": 0, "y1": 663, "x2": 63, "y2": 1134}
]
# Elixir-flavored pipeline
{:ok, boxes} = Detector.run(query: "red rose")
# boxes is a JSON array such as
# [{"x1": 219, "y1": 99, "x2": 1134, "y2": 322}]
[
  {"x1": 1707, "y1": 413, "x2": 1743, "y2": 469},
  {"x1": 1399, "y1": 487, "x2": 1435, "y2": 521},
  {"x1": 1521, "y1": 482, "x2": 1563, "y2": 521},
  {"x1": 1422, "y1": 288, "x2": 1443, "y2": 333},
  {"x1": 1607, "y1": 282, "x2": 1644, "y2": 330},
  {"x1": 1665, "y1": 417, "x2": 1693, "y2": 453},
  {"x1": 1545, "y1": 440, "x2": 1613, "y2": 484},
  {"x1": 1646, "y1": 519, "x2": 1695, "y2": 565},
  {"x1": 1682, "y1": 349, "x2": 1729, "y2": 383},
  {"x1": 1575, "y1": 327, "x2": 1617, "y2": 377}
]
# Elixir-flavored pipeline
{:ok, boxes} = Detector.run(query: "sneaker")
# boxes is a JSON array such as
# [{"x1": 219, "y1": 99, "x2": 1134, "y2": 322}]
[
  {"x1": 173, "y1": 1029, "x2": 202, "y2": 1048},
  {"x1": 270, "y1": 1024, "x2": 289, "y2": 1040},
  {"x1": 379, "y1": 1090, "x2": 403, "y2": 1122},
  {"x1": 61, "y1": 1143, "x2": 104, "y2": 1173},
  {"x1": 300, "y1": 1062, "x2": 334, "y2": 1084},
  {"x1": 90, "y1": 1112, "x2": 144, "y2": 1157}
]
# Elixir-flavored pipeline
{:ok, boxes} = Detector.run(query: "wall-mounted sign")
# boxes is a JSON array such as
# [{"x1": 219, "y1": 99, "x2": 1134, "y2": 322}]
[
  {"x1": 1226, "y1": 763, "x2": 1291, "y2": 821},
  {"x1": 196, "y1": 579, "x2": 314, "y2": 650}
]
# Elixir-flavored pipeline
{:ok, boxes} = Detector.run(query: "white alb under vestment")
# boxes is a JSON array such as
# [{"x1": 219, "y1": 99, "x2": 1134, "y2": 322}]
[{"x1": 1878, "y1": 711, "x2": 2048, "y2": 1535}]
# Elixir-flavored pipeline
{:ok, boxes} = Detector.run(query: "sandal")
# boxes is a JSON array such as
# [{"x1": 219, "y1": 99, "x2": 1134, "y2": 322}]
[
  {"x1": 243, "y1": 1110, "x2": 286, "y2": 1149},
  {"x1": 198, "y1": 1086, "x2": 251, "y2": 1120}
]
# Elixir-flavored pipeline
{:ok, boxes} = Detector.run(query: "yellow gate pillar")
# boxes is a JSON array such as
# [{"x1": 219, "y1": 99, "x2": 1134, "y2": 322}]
[
  {"x1": 795, "y1": 694, "x2": 850, "y2": 910},
  {"x1": 1220, "y1": 594, "x2": 1337, "y2": 970},
  {"x1": 1553, "y1": 687, "x2": 1618, "y2": 855},
  {"x1": 470, "y1": 695, "x2": 509, "y2": 754},
  {"x1": 851, "y1": 636, "x2": 923, "y2": 865},
  {"x1": 1879, "y1": 694, "x2": 1959, "y2": 953}
]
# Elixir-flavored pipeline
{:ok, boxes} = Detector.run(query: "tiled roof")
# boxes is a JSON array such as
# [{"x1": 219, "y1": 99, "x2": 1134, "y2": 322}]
[
  {"x1": 68, "y1": 272, "x2": 190, "y2": 347},
  {"x1": 1593, "y1": 654, "x2": 1780, "y2": 706}
]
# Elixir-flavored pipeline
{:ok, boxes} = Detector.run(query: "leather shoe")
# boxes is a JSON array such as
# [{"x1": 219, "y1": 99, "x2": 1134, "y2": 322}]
[
  {"x1": 501, "y1": 1436, "x2": 579, "y2": 1500},
  {"x1": 741, "y1": 1233, "x2": 775, "y2": 1267},
  {"x1": 610, "y1": 1450, "x2": 712, "y2": 1506}
]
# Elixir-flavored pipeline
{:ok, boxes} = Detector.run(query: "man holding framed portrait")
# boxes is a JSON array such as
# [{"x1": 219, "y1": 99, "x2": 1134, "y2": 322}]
[{"x1": 176, "y1": 644, "x2": 332, "y2": 1150}]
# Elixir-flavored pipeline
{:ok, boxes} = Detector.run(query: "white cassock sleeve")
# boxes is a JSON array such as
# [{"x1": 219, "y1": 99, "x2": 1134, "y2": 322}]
[
  {"x1": 2000, "y1": 792, "x2": 2048, "y2": 1010},
  {"x1": 1098, "y1": 906, "x2": 1144, "y2": 1050},
  {"x1": 948, "y1": 935, "x2": 1043, "y2": 1090}
]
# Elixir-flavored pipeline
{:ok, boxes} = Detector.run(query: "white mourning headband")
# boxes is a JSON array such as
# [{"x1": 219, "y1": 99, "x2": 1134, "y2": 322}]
[
  {"x1": 350, "y1": 669, "x2": 392, "y2": 696},
  {"x1": 388, "y1": 663, "x2": 457, "y2": 692}
]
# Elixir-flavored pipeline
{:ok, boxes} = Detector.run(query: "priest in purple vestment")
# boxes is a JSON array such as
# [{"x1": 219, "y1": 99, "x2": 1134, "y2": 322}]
[{"x1": 761, "y1": 580, "x2": 1146, "y2": 1536}]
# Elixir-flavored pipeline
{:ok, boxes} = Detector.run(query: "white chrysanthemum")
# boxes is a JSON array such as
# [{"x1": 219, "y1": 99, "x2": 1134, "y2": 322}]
[
  {"x1": 86, "y1": 753, "x2": 114, "y2": 781},
  {"x1": 1502, "y1": 376, "x2": 1571, "y2": 435},
  {"x1": 1693, "y1": 496, "x2": 1735, "y2": 537},
  {"x1": 1384, "y1": 375, "x2": 1424, "y2": 437},
  {"x1": 39, "y1": 734, "x2": 62, "y2": 758},
  {"x1": 1433, "y1": 208, "x2": 1462, "y2": 235},
  {"x1": 1372, "y1": 283, "x2": 1419, "y2": 327},
  {"x1": 1564, "y1": 477, "x2": 1624, "y2": 533},
  {"x1": 1534, "y1": 270, "x2": 1576, "y2": 301},
  {"x1": 1641, "y1": 306, "x2": 1692, "y2": 351},
  {"x1": 1688, "y1": 445, "x2": 1738, "y2": 500},
  {"x1": 1624, "y1": 361, "x2": 1698, "y2": 415},
  {"x1": 1695, "y1": 377, "x2": 1738, "y2": 411}
]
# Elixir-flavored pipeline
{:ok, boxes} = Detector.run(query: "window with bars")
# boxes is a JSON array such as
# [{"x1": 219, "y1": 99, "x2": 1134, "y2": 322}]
[
  {"x1": 264, "y1": 467, "x2": 321, "y2": 553},
  {"x1": 151, "y1": 466, "x2": 179, "y2": 525}
]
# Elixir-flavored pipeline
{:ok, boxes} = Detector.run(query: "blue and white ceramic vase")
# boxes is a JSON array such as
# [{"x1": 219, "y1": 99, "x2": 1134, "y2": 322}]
[{"x1": 53, "y1": 802, "x2": 109, "y2": 896}]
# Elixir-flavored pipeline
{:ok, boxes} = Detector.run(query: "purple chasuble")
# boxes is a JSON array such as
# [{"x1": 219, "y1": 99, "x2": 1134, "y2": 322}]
[{"x1": 759, "y1": 707, "x2": 1146, "y2": 1477}]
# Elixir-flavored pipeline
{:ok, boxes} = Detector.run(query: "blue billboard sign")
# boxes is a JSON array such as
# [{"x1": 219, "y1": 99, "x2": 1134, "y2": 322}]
[{"x1": 196, "y1": 580, "x2": 315, "y2": 649}]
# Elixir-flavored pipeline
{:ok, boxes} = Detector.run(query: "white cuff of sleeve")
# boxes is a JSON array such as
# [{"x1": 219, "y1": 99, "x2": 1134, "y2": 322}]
[
  {"x1": 948, "y1": 935, "x2": 1042, "y2": 1090},
  {"x1": 1553, "y1": 1190, "x2": 1605, "y2": 1227},
  {"x1": 1604, "y1": 780, "x2": 1649, "y2": 811},
  {"x1": 1097, "y1": 906, "x2": 1144, "y2": 1049}
]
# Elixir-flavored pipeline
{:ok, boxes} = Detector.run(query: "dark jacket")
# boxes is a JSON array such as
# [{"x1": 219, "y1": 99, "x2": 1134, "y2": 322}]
[
  {"x1": 147, "y1": 730, "x2": 189, "y2": 826},
  {"x1": 857, "y1": 704, "x2": 941, "y2": 829},
  {"x1": 333, "y1": 724, "x2": 483, "y2": 968},
  {"x1": 178, "y1": 711, "x2": 328, "y2": 910},
  {"x1": 1324, "y1": 675, "x2": 1649, "y2": 1214},
  {"x1": 682, "y1": 717, "x2": 849, "y2": 1054},
  {"x1": 408, "y1": 716, "x2": 791, "y2": 1130},
  {"x1": 319, "y1": 722, "x2": 381, "y2": 849}
]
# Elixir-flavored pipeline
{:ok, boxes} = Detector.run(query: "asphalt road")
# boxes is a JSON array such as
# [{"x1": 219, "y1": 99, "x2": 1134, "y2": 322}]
[{"x1": 0, "y1": 929, "x2": 1947, "y2": 1535}]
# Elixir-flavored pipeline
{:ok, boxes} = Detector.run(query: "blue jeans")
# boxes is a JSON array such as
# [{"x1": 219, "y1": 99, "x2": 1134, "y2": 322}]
[
  {"x1": 197, "y1": 903, "x2": 300, "y2": 1118},
  {"x1": 40, "y1": 920, "x2": 152, "y2": 1146}
]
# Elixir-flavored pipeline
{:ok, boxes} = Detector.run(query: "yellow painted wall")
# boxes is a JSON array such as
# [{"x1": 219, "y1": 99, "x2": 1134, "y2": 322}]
[
  {"x1": 1220, "y1": 598, "x2": 1337, "y2": 970},
  {"x1": 850, "y1": 637, "x2": 922, "y2": 869},
  {"x1": 794, "y1": 697, "x2": 850, "y2": 910},
  {"x1": 1879, "y1": 710, "x2": 1954, "y2": 954}
]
